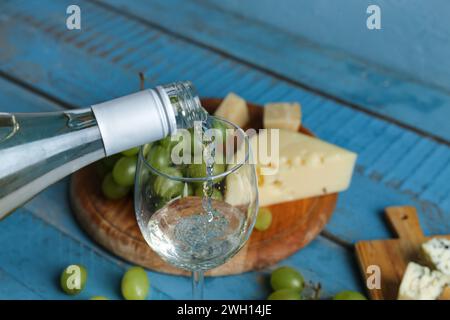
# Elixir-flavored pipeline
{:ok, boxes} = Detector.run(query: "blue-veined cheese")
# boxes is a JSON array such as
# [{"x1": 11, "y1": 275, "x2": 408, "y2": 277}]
[
  {"x1": 398, "y1": 262, "x2": 450, "y2": 300},
  {"x1": 422, "y1": 238, "x2": 450, "y2": 275}
]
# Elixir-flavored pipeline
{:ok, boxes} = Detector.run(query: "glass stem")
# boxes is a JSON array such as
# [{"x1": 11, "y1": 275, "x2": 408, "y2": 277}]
[{"x1": 192, "y1": 270, "x2": 204, "y2": 300}]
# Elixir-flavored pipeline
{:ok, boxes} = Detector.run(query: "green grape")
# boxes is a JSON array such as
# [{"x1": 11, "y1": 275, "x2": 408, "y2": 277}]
[
  {"x1": 187, "y1": 162, "x2": 226, "y2": 184},
  {"x1": 90, "y1": 296, "x2": 108, "y2": 300},
  {"x1": 270, "y1": 266, "x2": 304, "y2": 292},
  {"x1": 153, "y1": 167, "x2": 184, "y2": 199},
  {"x1": 194, "y1": 185, "x2": 223, "y2": 201},
  {"x1": 159, "y1": 135, "x2": 179, "y2": 150},
  {"x1": 147, "y1": 145, "x2": 171, "y2": 170},
  {"x1": 102, "y1": 173, "x2": 130, "y2": 200},
  {"x1": 121, "y1": 147, "x2": 140, "y2": 157},
  {"x1": 333, "y1": 291, "x2": 367, "y2": 300},
  {"x1": 112, "y1": 156, "x2": 138, "y2": 187},
  {"x1": 101, "y1": 154, "x2": 121, "y2": 170},
  {"x1": 255, "y1": 207, "x2": 272, "y2": 231},
  {"x1": 60, "y1": 264, "x2": 87, "y2": 295},
  {"x1": 268, "y1": 289, "x2": 302, "y2": 300},
  {"x1": 121, "y1": 266, "x2": 150, "y2": 300},
  {"x1": 212, "y1": 118, "x2": 229, "y2": 144}
]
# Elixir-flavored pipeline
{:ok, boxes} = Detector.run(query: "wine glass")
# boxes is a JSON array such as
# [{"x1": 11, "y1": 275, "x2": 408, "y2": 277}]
[{"x1": 134, "y1": 117, "x2": 258, "y2": 299}]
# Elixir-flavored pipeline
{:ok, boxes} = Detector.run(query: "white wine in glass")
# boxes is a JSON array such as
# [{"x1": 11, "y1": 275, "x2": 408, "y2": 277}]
[{"x1": 134, "y1": 115, "x2": 258, "y2": 299}]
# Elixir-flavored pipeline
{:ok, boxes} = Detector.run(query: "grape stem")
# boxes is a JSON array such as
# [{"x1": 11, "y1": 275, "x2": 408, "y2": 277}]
[{"x1": 139, "y1": 72, "x2": 145, "y2": 91}]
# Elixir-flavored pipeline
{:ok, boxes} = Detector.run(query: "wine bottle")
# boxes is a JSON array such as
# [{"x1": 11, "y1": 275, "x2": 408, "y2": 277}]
[{"x1": 0, "y1": 81, "x2": 207, "y2": 219}]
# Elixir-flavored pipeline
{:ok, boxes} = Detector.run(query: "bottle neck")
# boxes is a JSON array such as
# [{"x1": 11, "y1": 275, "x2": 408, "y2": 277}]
[
  {"x1": 92, "y1": 81, "x2": 207, "y2": 156},
  {"x1": 159, "y1": 81, "x2": 208, "y2": 130}
]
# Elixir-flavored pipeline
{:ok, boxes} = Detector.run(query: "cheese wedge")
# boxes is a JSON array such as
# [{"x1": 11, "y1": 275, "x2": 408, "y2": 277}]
[
  {"x1": 264, "y1": 102, "x2": 301, "y2": 131},
  {"x1": 224, "y1": 164, "x2": 257, "y2": 207},
  {"x1": 215, "y1": 93, "x2": 249, "y2": 128},
  {"x1": 225, "y1": 129, "x2": 357, "y2": 206},
  {"x1": 398, "y1": 262, "x2": 450, "y2": 300},
  {"x1": 421, "y1": 238, "x2": 450, "y2": 275}
]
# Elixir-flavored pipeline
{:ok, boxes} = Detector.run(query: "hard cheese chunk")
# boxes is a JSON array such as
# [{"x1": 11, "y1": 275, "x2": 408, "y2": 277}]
[
  {"x1": 421, "y1": 238, "x2": 450, "y2": 275},
  {"x1": 215, "y1": 93, "x2": 249, "y2": 128},
  {"x1": 226, "y1": 129, "x2": 357, "y2": 206},
  {"x1": 224, "y1": 163, "x2": 257, "y2": 207},
  {"x1": 263, "y1": 102, "x2": 301, "y2": 131},
  {"x1": 398, "y1": 262, "x2": 450, "y2": 300}
]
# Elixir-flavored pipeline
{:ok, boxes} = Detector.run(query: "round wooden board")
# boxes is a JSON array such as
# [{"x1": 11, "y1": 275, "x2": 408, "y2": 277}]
[{"x1": 70, "y1": 99, "x2": 338, "y2": 276}]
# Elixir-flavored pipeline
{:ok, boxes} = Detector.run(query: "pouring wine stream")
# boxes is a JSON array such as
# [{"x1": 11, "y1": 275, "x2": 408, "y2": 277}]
[{"x1": 202, "y1": 118, "x2": 218, "y2": 222}]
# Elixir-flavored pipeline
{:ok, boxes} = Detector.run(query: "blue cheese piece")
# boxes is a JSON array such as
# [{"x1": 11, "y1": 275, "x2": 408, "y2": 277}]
[
  {"x1": 421, "y1": 238, "x2": 450, "y2": 275},
  {"x1": 398, "y1": 262, "x2": 450, "y2": 300}
]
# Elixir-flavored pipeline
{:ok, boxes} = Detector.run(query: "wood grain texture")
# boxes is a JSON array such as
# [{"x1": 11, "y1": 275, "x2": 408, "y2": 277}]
[
  {"x1": 70, "y1": 99, "x2": 337, "y2": 276},
  {"x1": 439, "y1": 286, "x2": 450, "y2": 300},
  {"x1": 356, "y1": 206, "x2": 450, "y2": 300},
  {"x1": 385, "y1": 206, "x2": 424, "y2": 244}
]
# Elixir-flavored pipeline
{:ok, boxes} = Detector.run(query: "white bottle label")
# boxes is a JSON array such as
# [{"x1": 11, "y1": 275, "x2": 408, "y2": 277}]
[{"x1": 91, "y1": 89, "x2": 175, "y2": 155}]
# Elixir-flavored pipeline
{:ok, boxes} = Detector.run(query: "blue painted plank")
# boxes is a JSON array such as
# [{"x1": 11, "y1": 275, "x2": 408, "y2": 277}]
[
  {"x1": 358, "y1": 125, "x2": 402, "y2": 174},
  {"x1": 205, "y1": 0, "x2": 450, "y2": 96},
  {"x1": 421, "y1": 164, "x2": 450, "y2": 206},
  {"x1": 101, "y1": 0, "x2": 450, "y2": 142},
  {"x1": 0, "y1": 268, "x2": 43, "y2": 299},
  {"x1": 400, "y1": 145, "x2": 450, "y2": 195},
  {"x1": 0, "y1": 209, "x2": 172, "y2": 300},
  {"x1": 365, "y1": 131, "x2": 419, "y2": 177},
  {"x1": 380, "y1": 139, "x2": 436, "y2": 188},
  {"x1": 0, "y1": 77, "x2": 62, "y2": 112},
  {"x1": 0, "y1": 208, "x2": 362, "y2": 300},
  {"x1": 330, "y1": 173, "x2": 450, "y2": 243}
]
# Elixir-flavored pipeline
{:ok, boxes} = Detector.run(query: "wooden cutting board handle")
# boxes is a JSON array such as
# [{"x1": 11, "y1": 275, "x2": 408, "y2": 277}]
[
  {"x1": 385, "y1": 206, "x2": 425, "y2": 244},
  {"x1": 439, "y1": 287, "x2": 450, "y2": 300}
]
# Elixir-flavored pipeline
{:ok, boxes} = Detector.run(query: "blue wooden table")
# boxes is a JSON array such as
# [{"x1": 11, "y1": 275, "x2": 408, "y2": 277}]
[{"x1": 0, "y1": 0, "x2": 449, "y2": 299}]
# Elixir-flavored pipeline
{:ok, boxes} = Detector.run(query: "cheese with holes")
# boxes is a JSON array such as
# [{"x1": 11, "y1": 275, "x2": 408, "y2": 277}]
[
  {"x1": 421, "y1": 238, "x2": 450, "y2": 275},
  {"x1": 398, "y1": 262, "x2": 450, "y2": 300},
  {"x1": 263, "y1": 102, "x2": 301, "y2": 131},
  {"x1": 214, "y1": 93, "x2": 249, "y2": 128},
  {"x1": 226, "y1": 129, "x2": 357, "y2": 206}
]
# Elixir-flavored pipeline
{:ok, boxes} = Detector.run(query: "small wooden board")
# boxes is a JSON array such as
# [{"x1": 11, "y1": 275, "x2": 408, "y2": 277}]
[
  {"x1": 356, "y1": 206, "x2": 450, "y2": 300},
  {"x1": 70, "y1": 99, "x2": 338, "y2": 276}
]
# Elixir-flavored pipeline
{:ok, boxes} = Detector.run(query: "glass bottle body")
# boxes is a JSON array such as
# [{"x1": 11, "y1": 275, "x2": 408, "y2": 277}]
[{"x1": 0, "y1": 81, "x2": 206, "y2": 219}]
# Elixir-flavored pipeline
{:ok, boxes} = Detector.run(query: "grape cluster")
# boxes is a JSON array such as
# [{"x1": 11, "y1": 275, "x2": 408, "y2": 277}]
[
  {"x1": 267, "y1": 266, "x2": 367, "y2": 300},
  {"x1": 98, "y1": 123, "x2": 227, "y2": 202}
]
